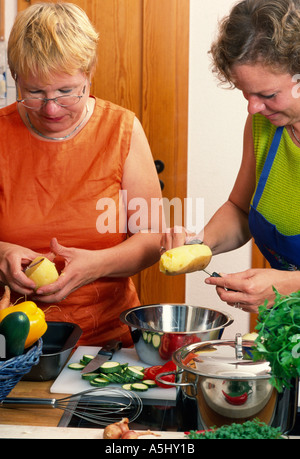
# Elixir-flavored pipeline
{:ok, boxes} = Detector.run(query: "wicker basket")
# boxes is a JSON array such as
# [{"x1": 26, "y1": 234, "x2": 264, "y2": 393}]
[{"x1": 0, "y1": 338, "x2": 43, "y2": 401}]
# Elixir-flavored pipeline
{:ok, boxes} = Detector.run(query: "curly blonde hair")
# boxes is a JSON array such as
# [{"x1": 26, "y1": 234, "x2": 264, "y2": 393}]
[
  {"x1": 210, "y1": 0, "x2": 300, "y2": 87},
  {"x1": 8, "y1": 2, "x2": 99, "y2": 82}
]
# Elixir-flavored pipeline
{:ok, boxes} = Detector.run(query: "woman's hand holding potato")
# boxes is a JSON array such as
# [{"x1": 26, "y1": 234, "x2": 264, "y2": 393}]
[
  {"x1": 160, "y1": 226, "x2": 192, "y2": 251},
  {"x1": 0, "y1": 238, "x2": 95, "y2": 302},
  {"x1": 159, "y1": 226, "x2": 212, "y2": 275},
  {"x1": 0, "y1": 241, "x2": 44, "y2": 295},
  {"x1": 32, "y1": 237, "x2": 109, "y2": 303}
]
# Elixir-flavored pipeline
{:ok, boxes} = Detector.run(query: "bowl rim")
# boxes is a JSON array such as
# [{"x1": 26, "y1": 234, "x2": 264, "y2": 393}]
[
  {"x1": 39, "y1": 321, "x2": 82, "y2": 357},
  {"x1": 119, "y1": 303, "x2": 234, "y2": 334}
]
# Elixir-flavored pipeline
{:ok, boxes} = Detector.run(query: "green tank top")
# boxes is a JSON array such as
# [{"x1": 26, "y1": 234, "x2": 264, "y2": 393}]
[{"x1": 252, "y1": 114, "x2": 300, "y2": 236}]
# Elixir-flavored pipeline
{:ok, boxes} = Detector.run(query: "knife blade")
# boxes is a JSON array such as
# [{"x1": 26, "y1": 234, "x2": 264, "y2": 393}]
[
  {"x1": 23, "y1": 258, "x2": 45, "y2": 272},
  {"x1": 185, "y1": 239, "x2": 221, "y2": 277},
  {"x1": 81, "y1": 340, "x2": 122, "y2": 373},
  {"x1": 185, "y1": 240, "x2": 234, "y2": 290}
]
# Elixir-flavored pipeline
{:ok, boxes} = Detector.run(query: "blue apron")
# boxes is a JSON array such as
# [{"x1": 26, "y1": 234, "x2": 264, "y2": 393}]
[{"x1": 249, "y1": 126, "x2": 300, "y2": 271}]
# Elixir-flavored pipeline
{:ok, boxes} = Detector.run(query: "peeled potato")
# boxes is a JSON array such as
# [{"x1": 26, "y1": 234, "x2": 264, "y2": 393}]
[
  {"x1": 25, "y1": 256, "x2": 59, "y2": 288},
  {"x1": 242, "y1": 332, "x2": 258, "y2": 341},
  {"x1": 159, "y1": 244, "x2": 212, "y2": 275}
]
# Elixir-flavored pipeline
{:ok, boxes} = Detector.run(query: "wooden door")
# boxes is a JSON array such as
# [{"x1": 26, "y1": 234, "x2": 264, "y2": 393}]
[
  {"x1": 18, "y1": 0, "x2": 189, "y2": 305},
  {"x1": 250, "y1": 242, "x2": 271, "y2": 331}
]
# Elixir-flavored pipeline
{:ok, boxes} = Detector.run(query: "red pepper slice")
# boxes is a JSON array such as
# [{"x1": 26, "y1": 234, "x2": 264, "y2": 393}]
[
  {"x1": 155, "y1": 360, "x2": 177, "y2": 389},
  {"x1": 159, "y1": 333, "x2": 200, "y2": 360},
  {"x1": 143, "y1": 365, "x2": 163, "y2": 380},
  {"x1": 143, "y1": 360, "x2": 177, "y2": 388},
  {"x1": 160, "y1": 360, "x2": 176, "y2": 373},
  {"x1": 155, "y1": 373, "x2": 175, "y2": 389}
]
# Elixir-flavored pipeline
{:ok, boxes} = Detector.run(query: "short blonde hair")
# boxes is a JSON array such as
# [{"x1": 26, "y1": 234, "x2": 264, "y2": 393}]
[{"x1": 8, "y1": 2, "x2": 99, "y2": 82}]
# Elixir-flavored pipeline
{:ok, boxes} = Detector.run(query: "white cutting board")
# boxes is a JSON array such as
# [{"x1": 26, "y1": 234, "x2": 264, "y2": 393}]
[{"x1": 50, "y1": 346, "x2": 176, "y2": 401}]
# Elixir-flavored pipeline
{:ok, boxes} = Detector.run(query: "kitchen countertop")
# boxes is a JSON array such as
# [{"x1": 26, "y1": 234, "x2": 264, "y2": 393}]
[
  {"x1": 1, "y1": 379, "x2": 300, "y2": 439},
  {"x1": 0, "y1": 424, "x2": 186, "y2": 439},
  {"x1": 0, "y1": 345, "x2": 185, "y2": 440},
  {"x1": 0, "y1": 380, "x2": 66, "y2": 427},
  {"x1": 0, "y1": 380, "x2": 186, "y2": 439}
]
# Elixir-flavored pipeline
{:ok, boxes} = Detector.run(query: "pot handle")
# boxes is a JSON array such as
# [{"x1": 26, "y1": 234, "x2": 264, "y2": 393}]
[{"x1": 156, "y1": 370, "x2": 197, "y2": 395}]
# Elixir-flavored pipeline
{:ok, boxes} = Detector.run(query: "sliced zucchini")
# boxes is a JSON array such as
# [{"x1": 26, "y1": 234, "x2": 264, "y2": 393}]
[
  {"x1": 99, "y1": 372, "x2": 116, "y2": 382},
  {"x1": 81, "y1": 372, "x2": 100, "y2": 381},
  {"x1": 82, "y1": 354, "x2": 95, "y2": 364},
  {"x1": 129, "y1": 365, "x2": 144, "y2": 372},
  {"x1": 151, "y1": 333, "x2": 161, "y2": 349},
  {"x1": 68, "y1": 362, "x2": 85, "y2": 370},
  {"x1": 122, "y1": 372, "x2": 134, "y2": 383},
  {"x1": 122, "y1": 383, "x2": 132, "y2": 391},
  {"x1": 108, "y1": 372, "x2": 124, "y2": 383},
  {"x1": 142, "y1": 331, "x2": 148, "y2": 342},
  {"x1": 72, "y1": 353, "x2": 158, "y2": 393},
  {"x1": 99, "y1": 361, "x2": 121, "y2": 373},
  {"x1": 90, "y1": 377, "x2": 110, "y2": 387},
  {"x1": 143, "y1": 379, "x2": 157, "y2": 388},
  {"x1": 126, "y1": 366, "x2": 144, "y2": 380},
  {"x1": 131, "y1": 382, "x2": 148, "y2": 392}
]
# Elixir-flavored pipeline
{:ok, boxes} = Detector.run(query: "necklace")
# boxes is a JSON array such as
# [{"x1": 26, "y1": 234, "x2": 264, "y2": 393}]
[
  {"x1": 25, "y1": 104, "x2": 89, "y2": 141},
  {"x1": 291, "y1": 125, "x2": 300, "y2": 145}
]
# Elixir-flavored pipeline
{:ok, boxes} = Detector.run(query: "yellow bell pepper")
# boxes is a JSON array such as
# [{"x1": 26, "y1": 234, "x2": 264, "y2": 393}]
[{"x1": 0, "y1": 301, "x2": 47, "y2": 348}]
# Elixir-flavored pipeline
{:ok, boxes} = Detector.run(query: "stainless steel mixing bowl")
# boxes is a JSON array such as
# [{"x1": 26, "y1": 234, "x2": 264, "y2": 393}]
[{"x1": 119, "y1": 304, "x2": 233, "y2": 365}]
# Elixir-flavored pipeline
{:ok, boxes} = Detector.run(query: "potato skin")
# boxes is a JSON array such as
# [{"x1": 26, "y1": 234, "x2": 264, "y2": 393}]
[{"x1": 159, "y1": 244, "x2": 212, "y2": 275}]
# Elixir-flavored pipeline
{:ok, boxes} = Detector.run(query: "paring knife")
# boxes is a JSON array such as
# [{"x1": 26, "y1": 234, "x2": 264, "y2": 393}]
[
  {"x1": 23, "y1": 258, "x2": 45, "y2": 272},
  {"x1": 81, "y1": 339, "x2": 122, "y2": 374},
  {"x1": 185, "y1": 239, "x2": 222, "y2": 278},
  {"x1": 185, "y1": 239, "x2": 234, "y2": 288}
]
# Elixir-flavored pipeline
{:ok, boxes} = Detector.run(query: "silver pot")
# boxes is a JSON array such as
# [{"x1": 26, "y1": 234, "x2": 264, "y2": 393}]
[
  {"x1": 156, "y1": 334, "x2": 298, "y2": 434},
  {"x1": 119, "y1": 304, "x2": 233, "y2": 365}
]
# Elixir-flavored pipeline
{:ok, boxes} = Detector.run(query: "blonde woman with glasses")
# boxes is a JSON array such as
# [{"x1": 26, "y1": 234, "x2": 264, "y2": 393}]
[{"x1": 0, "y1": 3, "x2": 163, "y2": 347}]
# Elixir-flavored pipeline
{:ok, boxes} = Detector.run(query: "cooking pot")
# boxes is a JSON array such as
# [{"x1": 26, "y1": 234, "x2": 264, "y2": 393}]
[
  {"x1": 120, "y1": 304, "x2": 233, "y2": 365},
  {"x1": 156, "y1": 334, "x2": 298, "y2": 434}
]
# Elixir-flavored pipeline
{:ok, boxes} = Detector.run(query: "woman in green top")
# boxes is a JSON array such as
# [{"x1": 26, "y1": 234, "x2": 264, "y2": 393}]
[{"x1": 162, "y1": 0, "x2": 300, "y2": 313}]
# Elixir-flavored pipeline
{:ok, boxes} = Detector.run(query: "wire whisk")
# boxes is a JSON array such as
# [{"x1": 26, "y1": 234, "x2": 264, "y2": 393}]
[{"x1": 1, "y1": 387, "x2": 143, "y2": 426}]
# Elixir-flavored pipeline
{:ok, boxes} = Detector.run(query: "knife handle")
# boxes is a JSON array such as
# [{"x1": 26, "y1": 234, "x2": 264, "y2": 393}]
[
  {"x1": 99, "y1": 340, "x2": 122, "y2": 356},
  {"x1": 210, "y1": 272, "x2": 235, "y2": 292}
]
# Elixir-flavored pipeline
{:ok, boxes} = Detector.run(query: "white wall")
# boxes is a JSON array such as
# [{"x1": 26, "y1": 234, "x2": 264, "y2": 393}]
[
  {"x1": 187, "y1": 0, "x2": 251, "y2": 337},
  {"x1": 4, "y1": 0, "x2": 251, "y2": 336}
]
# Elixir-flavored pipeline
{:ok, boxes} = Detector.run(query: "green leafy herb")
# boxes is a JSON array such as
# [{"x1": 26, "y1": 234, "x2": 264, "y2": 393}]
[
  {"x1": 252, "y1": 288, "x2": 300, "y2": 392},
  {"x1": 185, "y1": 419, "x2": 283, "y2": 439}
]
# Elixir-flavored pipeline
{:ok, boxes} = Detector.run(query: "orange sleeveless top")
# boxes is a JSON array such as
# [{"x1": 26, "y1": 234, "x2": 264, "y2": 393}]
[{"x1": 0, "y1": 98, "x2": 140, "y2": 347}]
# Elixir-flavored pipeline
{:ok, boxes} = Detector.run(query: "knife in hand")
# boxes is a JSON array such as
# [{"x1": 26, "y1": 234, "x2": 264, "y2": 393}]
[
  {"x1": 185, "y1": 239, "x2": 235, "y2": 290},
  {"x1": 81, "y1": 340, "x2": 122, "y2": 374}
]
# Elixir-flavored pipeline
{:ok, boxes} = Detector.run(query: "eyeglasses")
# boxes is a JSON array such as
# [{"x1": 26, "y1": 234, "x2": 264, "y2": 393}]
[{"x1": 17, "y1": 85, "x2": 86, "y2": 110}]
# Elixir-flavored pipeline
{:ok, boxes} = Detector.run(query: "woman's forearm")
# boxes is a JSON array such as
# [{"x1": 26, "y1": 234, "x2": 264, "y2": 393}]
[
  {"x1": 202, "y1": 200, "x2": 252, "y2": 255},
  {"x1": 92, "y1": 232, "x2": 161, "y2": 279}
]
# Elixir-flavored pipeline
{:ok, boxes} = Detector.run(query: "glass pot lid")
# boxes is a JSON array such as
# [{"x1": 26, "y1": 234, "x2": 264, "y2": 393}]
[{"x1": 173, "y1": 333, "x2": 271, "y2": 380}]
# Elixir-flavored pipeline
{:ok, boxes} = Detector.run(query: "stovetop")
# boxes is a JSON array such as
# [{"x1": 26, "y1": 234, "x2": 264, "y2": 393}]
[
  {"x1": 58, "y1": 389, "x2": 300, "y2": 436},
  {"x1": 58, "y1": 391, "x2": 196, "y2": 432}
]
